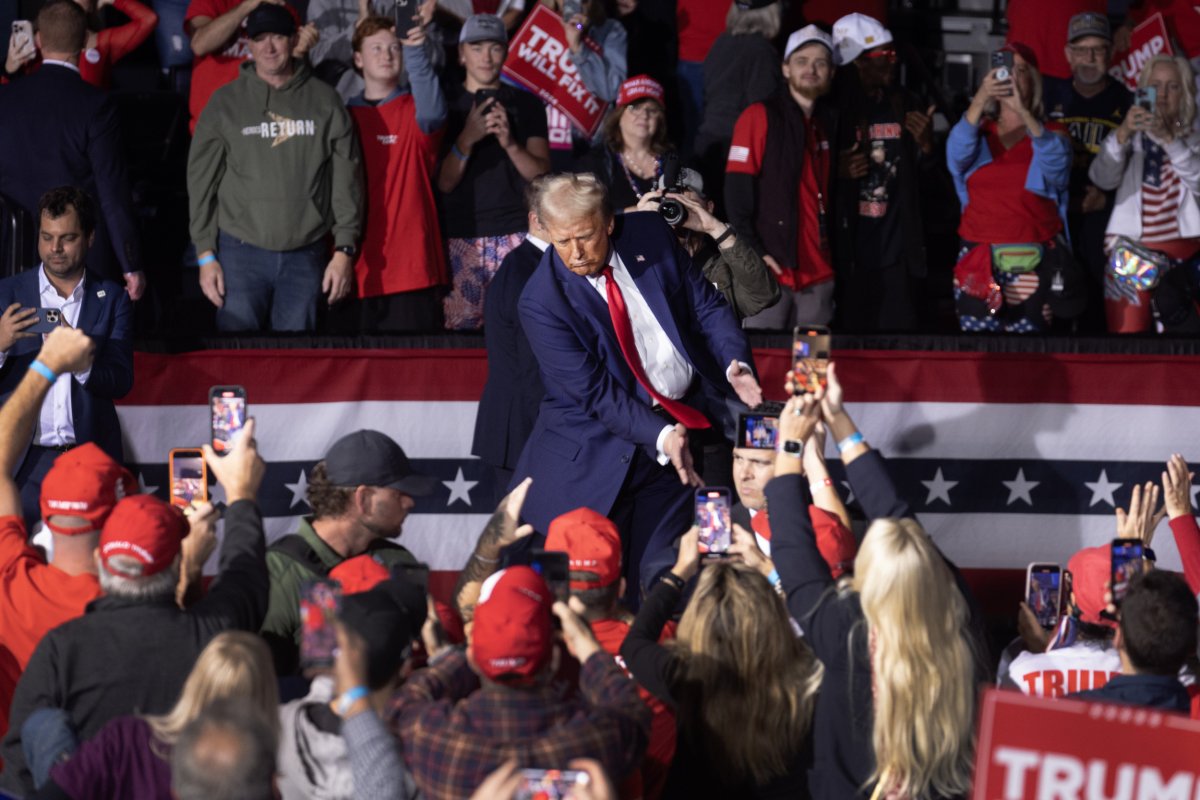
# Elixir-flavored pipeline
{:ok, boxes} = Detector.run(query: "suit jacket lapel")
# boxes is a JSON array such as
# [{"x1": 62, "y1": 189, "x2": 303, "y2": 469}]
[{"x1": 76, "y1": 273, "x2": 102, "y2": 335}]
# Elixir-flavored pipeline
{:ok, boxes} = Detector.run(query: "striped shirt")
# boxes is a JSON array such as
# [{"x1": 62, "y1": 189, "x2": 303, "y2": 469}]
[{"x1": 1141, "y1": 136, "x2": 1182, "y2": 242}]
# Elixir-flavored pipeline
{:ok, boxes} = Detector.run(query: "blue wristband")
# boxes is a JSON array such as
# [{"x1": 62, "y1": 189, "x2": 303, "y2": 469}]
[
  {"x1": 837, "y1": 431, "x2": 865, "y2": 453},
  {"x1": 335, "y1": 685, "x2": 369, "y2": 715},
  {"x1": 197, "y1": 253, "x2": 216, "y2": 266},
  {"x1": 29, "y1": 360, "x2": 57, "y2": 383},
  {"x1": 451, "y1": 143, "x2": 469, "y2": 161},
  {"x1": 767, "y1": 569, "x2": 781, "y2": 587}
]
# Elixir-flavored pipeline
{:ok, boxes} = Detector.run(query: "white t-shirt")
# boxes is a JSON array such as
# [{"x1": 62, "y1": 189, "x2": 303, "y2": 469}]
[{"x1": 1007, "y1": 641, "x2": 1122, "y2": 698}]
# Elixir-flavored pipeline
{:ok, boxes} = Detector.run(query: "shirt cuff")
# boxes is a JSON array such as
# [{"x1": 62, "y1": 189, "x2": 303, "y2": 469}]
[{"x1": 655, "y1": 424, "x2": 674, "y2": 466}]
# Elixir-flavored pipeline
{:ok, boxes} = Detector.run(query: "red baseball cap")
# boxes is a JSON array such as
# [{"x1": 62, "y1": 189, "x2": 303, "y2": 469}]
[
  {"x1": 330, "y1": 555, "x2": 391, "y2": 595},
  {"x1": 469, "y1": 566, "x2": 553, "y2": 684},
  {"x1": 616, "y1": 74, "x2": 664, "y2": 108},
  {"x1": 39, "y1": 444, "x2": 137, "y2": 536},
  {"x1": 1001, "y1": 41, "x2": 1039, "y2": 71},
  {"x1": 1067, "y1": 546, "x2": 1117, "y2": 628},
  {"x1": 99, "y1": 495, "x2": 189, "y2": 578},
  {"x1": 545, "y1": 507, "x2": 622, "y2": 590}
]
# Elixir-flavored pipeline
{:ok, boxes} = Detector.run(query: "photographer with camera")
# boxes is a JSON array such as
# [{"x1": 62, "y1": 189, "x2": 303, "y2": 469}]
[{"x1": 636, "y1": 163, "x2": 778, "y2": 320}]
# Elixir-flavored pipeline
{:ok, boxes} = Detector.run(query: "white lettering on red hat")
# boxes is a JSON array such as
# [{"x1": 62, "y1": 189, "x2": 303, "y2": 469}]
[
  {"x1": 47, "y1": 500, "x2": 89, "y2": 511},
  {"x1": 489, "y1": 656, "x2": 527, "y2": 669},
  {"x1": 102, "y1": 539, "x2": 154, "y2": 564}
]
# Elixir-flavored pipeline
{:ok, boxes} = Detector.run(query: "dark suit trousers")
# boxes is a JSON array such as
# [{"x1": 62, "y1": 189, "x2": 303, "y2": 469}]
[
  {"x1": 610, "y1": 446, "x2": 696, "y2": 609},
  {"x1": 15, "y1": 446, "x2": 61, "y2": 531}
]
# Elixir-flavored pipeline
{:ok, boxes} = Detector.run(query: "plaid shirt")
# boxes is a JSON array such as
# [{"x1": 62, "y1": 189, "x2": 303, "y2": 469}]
[{"x1": 387, "y1": 648, "x2": 651, "y2": 800}]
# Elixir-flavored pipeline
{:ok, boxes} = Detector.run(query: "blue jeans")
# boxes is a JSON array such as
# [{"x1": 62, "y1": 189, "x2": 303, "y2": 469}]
[
  {"x1": 22, "y1": 708, "x2": 78, "y2": 789},
  {"x1": 216, "y1": 231, "x2": 326, "y2": 332},
  {"x1": 151, "y1": 0, "x2": 192, "y2": 69}
]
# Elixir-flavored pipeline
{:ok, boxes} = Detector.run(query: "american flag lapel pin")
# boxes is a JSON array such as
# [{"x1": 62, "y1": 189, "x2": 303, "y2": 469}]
[
  {"x1": 636, "y1": 255, "x2": 645, "y2": 262},
  {"x1": 96, "y1": 290, "x2": 106, "y2": 298}
]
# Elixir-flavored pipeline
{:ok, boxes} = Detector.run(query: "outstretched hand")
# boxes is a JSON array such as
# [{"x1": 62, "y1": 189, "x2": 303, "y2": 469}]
[
  {"x1": 1115, "y1": 481, "x2": 1165, "y2": 546},
  {"x1": 728, "y1": 360, "x2": 763, "y2": 408},
  {"x1": 1162, "y1": 454, "x2": 1195, "y2": 520}
]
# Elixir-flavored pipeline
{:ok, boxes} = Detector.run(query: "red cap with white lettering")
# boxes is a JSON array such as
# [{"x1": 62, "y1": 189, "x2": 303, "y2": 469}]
[
  {"x1": 545, "y1": 507, "x2": 622, "y2": 589},
  {"x1": 40, "y1": 443, "x2": 137, "y2": 536},
  {"x1": 469, "y1": 566, "x2": 553, "y2": 684},
  {"x1": 99, "y1": 495, "x2": 189, "y2": 578}
]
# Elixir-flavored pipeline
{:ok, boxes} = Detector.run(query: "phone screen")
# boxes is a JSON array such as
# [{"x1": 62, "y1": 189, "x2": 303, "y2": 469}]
[
  {"x1": 792, "y1": 326, "x2": 830, "y2": 396},
  {"x1": 530, "y1": 550, "x2": 570, "y2": 602},
  {"x1": 695, "y1": 488, "x2": 732, "y2": 558},
  {"x1": 1026, "y1": 564, "x2": 1061, "y2": 629},
  {"x1": 169, "y1": 449, "x2": 207, "y2": 509},
  {"x1": 1135, "y1": 86, "x2": 1157, "y2": 114},
  {"x1": 1111, "y1": 539, "x2": 1145, "y2": 605},
  {"x1": 299, "y1": 580, "x2": 343, "y2": 670},
  {"x1": 515, "y1": 769, "x2": 589, "y2": 800},
  {"x1": 210, "y1": 387, "x2": 247, "y2": 455},
  {"x1": 738, "y1": 413, "x2": 779, "y2": 450}
]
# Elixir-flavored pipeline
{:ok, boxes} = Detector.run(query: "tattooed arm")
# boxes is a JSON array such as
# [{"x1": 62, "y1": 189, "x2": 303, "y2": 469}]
[{"x1": 453, "y1": 478, "x2": 534, "y2": 626}]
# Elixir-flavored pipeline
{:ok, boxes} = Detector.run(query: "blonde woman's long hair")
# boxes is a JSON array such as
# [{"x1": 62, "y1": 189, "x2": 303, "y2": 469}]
[
  {"x1": 1138, "y1": 55, "x2": 1197, "y2": 130},
  {"x1": 672, "y1": 561, "x2": 823, "y2": 787},
  {"x1": 144, "y1": 631, "x2": 280, "y2": 749},
  {"x1": 852, "y1": 518, "x2": 976, "y2": 799}
]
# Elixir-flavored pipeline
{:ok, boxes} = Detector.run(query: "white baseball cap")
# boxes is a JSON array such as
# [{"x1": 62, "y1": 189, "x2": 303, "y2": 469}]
[
  {"x1": 831, "y1": 13, "x2": 892, "y2": 65},
  {"x1": 784, "y1": 24, "x2": 835, "y2": 62}
]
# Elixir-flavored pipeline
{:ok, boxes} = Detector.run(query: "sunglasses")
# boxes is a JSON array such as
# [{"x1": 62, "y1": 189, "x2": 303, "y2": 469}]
[{"x1": 863, "y1": 48, "x2": 897, "y2": 63}]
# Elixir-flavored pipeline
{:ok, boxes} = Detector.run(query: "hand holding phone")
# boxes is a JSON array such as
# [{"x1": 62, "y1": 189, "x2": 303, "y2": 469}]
[
  {"x1": 516, "y1": 769, "x2": 590, "y2": 800},
  {"x1": 25, "y1": 308, "x2": 64, "y2": 335},
  {"x1": 169, "y1": 448, "x2": 208, "y2": 510},
  {"x1": 738, "y1": 412, "x2": 779, "y2": 450},
  {"x1": 1025, "y1": 563, "x2": 1062, "y2": 629},
  {"x1": 300, "y1": 579, "x2": 343, "y2": 671},
  {"x1": 990, "y1": 50, "x2": 1014, "y2": 90},
  {"x1": 792, "y1": 326, "x2": 831, "y2": 396},
  {"x1": 1110, "y1": 538, "x2": 1145, "y2": 606},
  {"x1": 695, "y1": 488, "x2": 732, "y2": 559},
  {"x1": 9, "y1": 21, "x2": 34, "y2": 58},
  {"x1": 209, "y1": 385, "x2": 247, "y2": 456}
]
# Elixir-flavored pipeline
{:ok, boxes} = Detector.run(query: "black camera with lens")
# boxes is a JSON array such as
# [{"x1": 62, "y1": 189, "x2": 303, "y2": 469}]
[{"x1": 655, "y1": 153, "x2": 688, "y2": 228}]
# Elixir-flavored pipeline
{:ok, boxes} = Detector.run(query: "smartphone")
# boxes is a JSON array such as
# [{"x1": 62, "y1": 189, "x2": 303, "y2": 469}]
[
  {"x1": 515, "y1": 769, "x2": 590, "y2": 800},
  {"x1": 392, "y1": 0, "x2": 422, "y2": 33},
  {"x1": 695, "y1": 487, "x2": 732, "y2": 559},
  {"x1": 168, "y1": 448, "x2": 208, "y2": 510},
  {"x1": 530, "y1": 549, "x2": 570, "y2": 602},
  {"x1": 25, "y1": 308, "x2": 63, "y2": 335},
  {"x1": 1110, "y1": 538, "x2": 1145, "y2": 606},
  {"x1": 299, "y1": 579, "x2": 343, "y2": 670},
  {"x1": 1135, "y1": 86, "x2": 1157, "y2": 116},
  {"x1": 561, "y1": 0, "x2": 582, "y2": 20},
  {"x1": 1025, "y1": 563, "x2": 1061, "y2": 629},
  {"x1": 738, "y1": 412, "x2": 779, "y2": 450},
  {"x1": 792, "y1": 326, "x2": 831, "y2": 396},
  {"x1": 990, "y1": 49, "x2": 1014, "y2": 82},
  {"x1": 475, "y1": 87, "x2": 500, "y2": 114},
  {"x1": 10, "y1": 21, "x2": 32, "y2": 54},
  {"x1": 209, "y1": 386, "x2": 247, "y2": 456}
]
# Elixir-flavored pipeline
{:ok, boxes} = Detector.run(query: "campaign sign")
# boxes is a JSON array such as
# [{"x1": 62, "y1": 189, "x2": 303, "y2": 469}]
[
  {"x1": 1109, "y1": 13, "x2": 1173, "y2": 91},
  {"x1": 972, "y1": 688, "x2": 1200, "y2": 799},
  {"x1": 502, "y1": 4, "x2": 605, "y2": 138}
]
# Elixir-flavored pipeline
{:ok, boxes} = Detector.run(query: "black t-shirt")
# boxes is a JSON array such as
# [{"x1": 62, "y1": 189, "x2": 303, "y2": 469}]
[
  {"x1": 851, "y1": 96, "x2": 904, "y2": 269},
  {"x1": 439, "y1": 83, "x2": 549, "y2": 239},
  {"x1": 1044, "y1": 76, "x2": 1132, "y2": 196}
]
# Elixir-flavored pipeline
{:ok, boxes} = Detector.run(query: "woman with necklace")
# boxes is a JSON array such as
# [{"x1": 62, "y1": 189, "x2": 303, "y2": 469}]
[{"x1": 584, "y1": 75, "x2": 675, "y2": 211}]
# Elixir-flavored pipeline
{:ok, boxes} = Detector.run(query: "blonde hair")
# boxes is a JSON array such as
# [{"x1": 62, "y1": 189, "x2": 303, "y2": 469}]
[
  {"x1": 725, "y1": 1, "x2": 780, "y2": 38},
  {"x1": 145, "y1": 632, "x2": 279, "y2": 748},
  {"x1": 534, "y1": 172, "x2": 613, "y2": 228},
  {"x1": 852, "y1": 519, "x2": 976, "y2": 799},
  {"x1": 1138, "y1": 55, "x2": 1197, "y2": 130},
  {"x1": 672, "y1": 562, "x2": 823, "y2": 786}
]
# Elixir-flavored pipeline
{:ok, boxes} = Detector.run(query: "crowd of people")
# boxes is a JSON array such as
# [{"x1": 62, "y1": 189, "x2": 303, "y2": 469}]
[
  {"x1": 0, "y1": 322, "x2": 1196, "y2": 800},
  {"x1": 5, "y1": 0, "x2": 1200, "y2": 335}
]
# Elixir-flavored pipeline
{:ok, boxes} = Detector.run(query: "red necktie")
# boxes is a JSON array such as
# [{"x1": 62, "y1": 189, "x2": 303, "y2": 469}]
[{"x1": 600, "y1": 266, "x2": 710, "y2": 430}]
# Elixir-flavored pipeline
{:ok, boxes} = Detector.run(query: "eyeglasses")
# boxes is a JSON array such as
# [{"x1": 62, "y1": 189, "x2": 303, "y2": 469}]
[
  {"x1": 1068, "y1": 45, "x2": 1109, "y2": 59},
  {"x1": 624, "y1": 104, "x2": 662, "y2": 118}
]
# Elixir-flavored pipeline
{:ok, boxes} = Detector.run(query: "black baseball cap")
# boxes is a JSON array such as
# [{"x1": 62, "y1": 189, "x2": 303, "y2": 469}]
[
  {"x1": 245, "y1": 3, "x2": 296, "y2": 39},
  {"x1": 324, "y1": 430, "x2": 437, "y2": 497}
]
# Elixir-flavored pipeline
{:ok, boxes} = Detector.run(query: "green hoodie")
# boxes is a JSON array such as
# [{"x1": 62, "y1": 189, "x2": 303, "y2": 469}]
[{"x1": 187, "y1": 59, "x2": 363, "y2": 254}]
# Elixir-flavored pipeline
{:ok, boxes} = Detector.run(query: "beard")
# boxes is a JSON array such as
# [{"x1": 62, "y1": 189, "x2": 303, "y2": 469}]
[
  {"x1": 1073, "y1": 65, "x2": 1106, "y2": 86},
  {"x1": 794, "y1": 80, "x2": 832, "y2": 101}
]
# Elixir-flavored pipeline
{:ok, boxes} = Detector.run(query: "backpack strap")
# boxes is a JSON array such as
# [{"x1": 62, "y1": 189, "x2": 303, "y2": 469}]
[{"x1": 269, "y1": 534, "x2": 332, "y2": 578}]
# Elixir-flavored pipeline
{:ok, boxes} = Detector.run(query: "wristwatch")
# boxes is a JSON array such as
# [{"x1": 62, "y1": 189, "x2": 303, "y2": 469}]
[
  {"x1": 335, "y1": 245, "x2": 357, "y2": 258},
  {"x1": 781, "y1": 439, "x2": 804, "y2": 458}
]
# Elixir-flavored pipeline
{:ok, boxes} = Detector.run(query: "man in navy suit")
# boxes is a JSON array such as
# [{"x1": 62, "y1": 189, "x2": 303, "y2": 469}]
[
  {"x1": 0, "y1": 0, "x2": 144, "y2": 299},
  {"x1": 512, "y1": 173, "x2": 762, "y2": 598},
  {"x1": 472, "y1": 194, "x2": 550, "y2": 501},
  {"x1": 0, "y1": 187, "x2": 133, "y2": 527}
]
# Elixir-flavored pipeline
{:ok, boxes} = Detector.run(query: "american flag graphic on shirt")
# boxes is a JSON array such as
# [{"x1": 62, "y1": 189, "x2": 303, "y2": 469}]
[{"x1": 1141, "y1": 137, "x2": 1181, "y2": 242}]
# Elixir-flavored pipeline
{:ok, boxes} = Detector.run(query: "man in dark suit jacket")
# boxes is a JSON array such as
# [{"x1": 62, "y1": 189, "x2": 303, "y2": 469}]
[
  {"x1": 512, "y1": 174, "x2": 762, "y2": 598},
  {"x1": 0, "y1": 187, "x2": 133, "y2": 527},
  {"x1": 471, "y1": 208, "x2": 550, "y2": 500},
  {"x1": 0, "y1": 0, "x2": 144, "y2": 299}
]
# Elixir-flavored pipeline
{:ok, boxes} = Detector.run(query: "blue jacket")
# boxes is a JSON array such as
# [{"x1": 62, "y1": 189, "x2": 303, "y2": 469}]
[
  {"x1": 512, "y1": 212, "x2": 751, "y2": 533},
  {"x1": 1071, "y1": 673, "x2": 1191, "y2": 712},
  {"x1": 0, "y1": 268, "x2": 133, "y2": 465},
  {"x1": 946, "y1": 116, "x2": 1073, "y2": 241}
]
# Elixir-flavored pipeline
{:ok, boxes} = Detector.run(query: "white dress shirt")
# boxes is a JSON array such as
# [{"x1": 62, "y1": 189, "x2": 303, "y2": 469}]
[
  {"x1": 0, "y1": 267, "x2": 92, "y2": 446},
  {"x1": 41, "y1": 58, "x2": 81, "y2": 74},
  {"x1": 526, "y1": 233, "x2": 550, "y2": 252}
]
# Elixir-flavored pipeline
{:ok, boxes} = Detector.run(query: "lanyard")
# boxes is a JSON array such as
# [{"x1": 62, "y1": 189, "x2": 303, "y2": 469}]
[{"x1": 617, "y1": 152, "x2": 661, "y2": 199}]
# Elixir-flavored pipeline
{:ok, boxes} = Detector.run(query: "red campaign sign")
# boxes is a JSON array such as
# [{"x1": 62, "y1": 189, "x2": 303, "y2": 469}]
[
  {"x1": 1109, "y1": 13, "x2": 1174, "y2": 91},
  {"x1": 501, "y1": 4, "x2": 605, "y2": 138},
  {"x1": 972, "y1": 688, "x2": 1200, "y2": 799}
]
